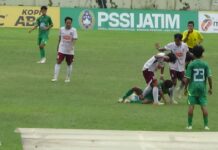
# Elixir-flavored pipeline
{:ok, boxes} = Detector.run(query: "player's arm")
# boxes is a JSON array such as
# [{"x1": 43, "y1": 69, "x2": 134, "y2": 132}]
[
  {"x1": 44, "y1": 17, "x2": 53, "y2": 30},
  {"x1": 198, "y1": 32, "x2": 204, "y2": 44},
  {"x1": 159, "y1": 91, "x2": 167, "y2": 104},
  {"x1": 155, "y1": 43, "x2": 167, "y2": 51},
  {"x1": 183, "y1": 31, "x2": 190, "y2": 43},
  {"x1": 72, "y1": 29, "x2": 78, "y2": 45},
  {"x1": 56, "y1": 35, "x2": 61, "y2": 51},
  {"x1": 184, "y1": 77, "x2": 190, "y2": 96},
  {"x1": 208, "y1": 76, "x2": 212, "y2": 95},
  {"x1": 29, "y1": 18, "x2": 39, "y2": 33}
]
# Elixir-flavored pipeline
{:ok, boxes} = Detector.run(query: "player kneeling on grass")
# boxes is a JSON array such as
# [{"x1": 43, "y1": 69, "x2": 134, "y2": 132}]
[
  {"x1": 184, "y1": 45, "x2": 212, "y2": 130},
  {"x1": 142, "y1": 52, "x2": 176, "y2": 105},
  {"x1": 118, "y1": 80, "x2": 173, "y2": 105},
  {"x1": 52, "y1": 17, "x2": 78, "y2": 83}
]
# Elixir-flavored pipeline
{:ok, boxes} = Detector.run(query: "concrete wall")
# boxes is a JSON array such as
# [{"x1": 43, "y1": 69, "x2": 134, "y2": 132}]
[{"x1": 0, "y1": 0, "x2": 218, "y2": 10}]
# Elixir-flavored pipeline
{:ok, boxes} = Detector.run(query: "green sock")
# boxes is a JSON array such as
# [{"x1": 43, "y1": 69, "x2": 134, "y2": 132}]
[
  {"x1": 40, "y1": 48, "x2": 45, "y2": 58},
  {"x1": 203, "y1": 115, "x2": 208, "y2": 126},
  {"x1": 122, "y1": 89, "x2": 133, "y2": 100},
  {"x1": 188, "y1": 115, "x2": 193, "y2": 126}
]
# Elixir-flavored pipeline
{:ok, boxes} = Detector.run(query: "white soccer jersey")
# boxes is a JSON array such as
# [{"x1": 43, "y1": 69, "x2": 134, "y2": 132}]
[
  {"x1": 58, "y1": 27, "x2": 78, "y2": 55},
  {"x1": 142, "y1": 56, "x2": 164, "y2": 72},
  {"x1": 164, "y1": 42, "x2": 188, "y2": 72}
]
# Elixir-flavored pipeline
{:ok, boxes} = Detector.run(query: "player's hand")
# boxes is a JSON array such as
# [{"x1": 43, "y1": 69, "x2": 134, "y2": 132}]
[
  {"x1": 44, "y1": 26, "x2": 50, "y2": 30},
  {"x1": 208, "y1": 89, "x2": 212, "y2": 95},
  {"x1": 155, "y1": 43, "x2": 160, "y2": 50},
  {"x1": 160, "y1": 75, "x2": 164, "y2": 81},
  {"x1": 184, "y1": 89, "x2": 188, "y2": 96}
]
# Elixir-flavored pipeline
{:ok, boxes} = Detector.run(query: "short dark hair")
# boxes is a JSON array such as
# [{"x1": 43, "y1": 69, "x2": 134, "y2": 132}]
[
  {"x1": 174, "y1": 33, "x2": 183, "y2": 40},
  {"x1": 188, "y1": 21, "x2": 194, "y2": 26},
  {"x1": 41, "y1": 6, "x2": 48, "y2": 10},
  {"x1": 163, "y1": 80, "x2": 173, "y2": 89},
  {"x1": 192, "y1": 45, "x2": 204, "y2": 58},
  {"x1": 167, "y1": 52, "x2": 177, "y2": 63},
  {"x1": 65, "y1": 16, "x2": 73, "y2": 23}
]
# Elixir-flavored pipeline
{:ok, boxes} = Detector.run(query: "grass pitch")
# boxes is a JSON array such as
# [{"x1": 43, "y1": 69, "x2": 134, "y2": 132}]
[{"x1": 0, "y1": 28, "x2": 218, "y2": 149}]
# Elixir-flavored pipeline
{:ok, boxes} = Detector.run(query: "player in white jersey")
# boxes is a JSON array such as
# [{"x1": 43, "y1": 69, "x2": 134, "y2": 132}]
[
  {"x1": 142, "y1": 52, "x2": 176, "y2": 105},
  {"x1": 155, "y1": 33, "x2": 190, "y2": 103},
  {"x1": 52, "y1": 17, "x2": 78, "y2": 82}
]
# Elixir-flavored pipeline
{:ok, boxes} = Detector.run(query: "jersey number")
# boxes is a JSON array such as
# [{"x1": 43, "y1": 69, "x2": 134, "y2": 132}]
[{"x1": 193, "y1": 69, "x2": 205, "y2": 82}]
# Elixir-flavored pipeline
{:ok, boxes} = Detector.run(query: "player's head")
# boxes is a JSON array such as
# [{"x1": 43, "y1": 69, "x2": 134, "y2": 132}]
[
  {"x1": 165, "y1": 52, "x2": 177, "y2": 63},
  {"x1": 192, "y1": 45, "x2": 204, "y2": 58},
  {"x1": 41, "y1": 6, "x2": 48, "y2": 15},
  {"x1": 188, "y1": 21, "x2": 194, "y2": 31},
  {"x1": 163, "y1": 80, "x2": 173, "y2": 89},
  {"x1": 65, "y1": 17, "x2": 73, "y2": 29},
  {"x1": 174, "y1": 33, "x2": 183, "y2": 46}
]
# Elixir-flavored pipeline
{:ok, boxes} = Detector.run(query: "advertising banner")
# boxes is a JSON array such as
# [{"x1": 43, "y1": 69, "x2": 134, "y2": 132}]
[
  {"x1": 0, "y1": 6, "x2": 60, "y2": 28},
  {"x1": 199, "y1": 11, "x2": 218, "y2": 33},
  {"x1": 61, "y1": 8, "x2": 198, "y2": 32}
]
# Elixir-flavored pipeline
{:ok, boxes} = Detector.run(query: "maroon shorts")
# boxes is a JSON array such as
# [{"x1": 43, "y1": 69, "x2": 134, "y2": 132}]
[
  {"x1": 142, "y1": 69, "x2": 154, "y2": 84},
  {"x1": 57, "y1": 52, "x2": 74, "y2": 65},
  {"x1": 170, "y1": 69, "x2": 184, "y2": 81}
]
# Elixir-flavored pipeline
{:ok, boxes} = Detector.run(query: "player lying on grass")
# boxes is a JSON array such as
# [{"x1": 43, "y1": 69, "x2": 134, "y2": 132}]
[
  {"x1": 118, "y1": 79, "x2": 173, "y2": 105},
  {"x1": 142, "y1": 52, "x2": 176, "y2": 105},
  {"x1": 184, "y1": 45, "x2": 212, "y2": 130},
  {"x1": 155, "y1": 33, "x2": 191, "y2": 103}
]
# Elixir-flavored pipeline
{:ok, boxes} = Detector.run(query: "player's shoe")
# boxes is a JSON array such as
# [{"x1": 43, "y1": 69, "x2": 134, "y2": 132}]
[
  {"x1": 118, "y1": 98, "x2": 124, "y2": 103},
  {"x1": 153, "y1": 102, "x2": 164, "y2": 105},
  {"x1": 186, "y1": 126, "x2": 192, "y2": 130},
  {"x1": 124, "y1": 99, "x2": 130, "y2": 103},
  {"x1": 51, "y1": 78, "x2": 57, "y2": 82},
  {"x1": 65, "y1": 78, "x2": 70, "y2": 83},
  {"x1": 204, "y1": 126, "x2": 210, "y2": 130},
  {"x1": 170, "y1": 100, "x2": 178, "y2": 104},
  {"x1": 37, "y1": 58, "x2": 46, "y2": 64}
]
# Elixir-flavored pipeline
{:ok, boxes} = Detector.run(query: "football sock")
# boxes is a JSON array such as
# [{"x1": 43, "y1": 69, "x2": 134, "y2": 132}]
[
  {"x1": 66, "y1": 64, "x2": 73, "y2": 79},
  {"x1": 203, "y1": 115, "x2": 208, "y2": 126},
  {"x1": 40, "y1": 48, "x2": 45, "y2": 58},
  {"x1": 54, "y1": 64, "x2": 60, "y2": 79},
  {"x1": 188, "y1": 114, "x2": 193, "y2": 126},
  {"x1": 152, "y1": 86, "x2": 159, "y2": 103},
  {"x1": 143, "y1": 84, "x2": 152, "y2": 97},
  {"x1": 122, "y1": 89, "x2": 133, "y2": 100}
]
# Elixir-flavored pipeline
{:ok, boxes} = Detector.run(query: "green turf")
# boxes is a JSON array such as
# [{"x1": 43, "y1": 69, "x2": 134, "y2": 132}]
[{"x1": 0, "y1": 28, "x2": 218, "y2": 149}]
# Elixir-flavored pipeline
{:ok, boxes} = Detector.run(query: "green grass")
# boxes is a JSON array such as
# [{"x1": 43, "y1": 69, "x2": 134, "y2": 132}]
[{"x1": 0, "y1": 28, "x2": 218, "y2": 149}]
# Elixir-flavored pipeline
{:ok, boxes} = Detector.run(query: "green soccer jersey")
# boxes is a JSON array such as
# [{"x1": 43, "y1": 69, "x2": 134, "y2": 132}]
[
  {"x1": 185, "y1": 59, "x2": 212, "y2": 97},
  {"x1": 36, "y1": 15, "x2": 53, "y2": 38}
]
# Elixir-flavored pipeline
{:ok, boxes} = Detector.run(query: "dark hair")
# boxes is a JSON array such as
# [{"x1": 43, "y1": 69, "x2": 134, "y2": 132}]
[
  {"x1": 163, "y1": 80, "x2": 173, "y2": 89},
  {"x1": 167, "y1": 52, "x2": 177, "y2": 63},
  {"x1": 188, "y1": 21, "x2": 194, "y2": 27},
  {"x1": 132, "y1": 87, "x2": 143, "y2": 96},
  {"x1": 41, "y1": 6, "x2": 48, "y2": 10},
  {"x1": 174, "y1": 33, "x2": 183, "y2": 40},
  {"x1": 65, "y1": 16, "x2": 73, "y2": 23},
  {"x1": 192, "y1": 45, "x2": 204, "y2": 58}
]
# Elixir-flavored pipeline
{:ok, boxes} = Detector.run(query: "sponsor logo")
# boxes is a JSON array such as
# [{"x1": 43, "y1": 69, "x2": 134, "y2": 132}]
[
  {"x1": 15, "y1": 9, "x2": 41, "y2": 27},
  {"x1": 201, "y1": 14, "x2": 213, "y2": 31},
  {"x1": 79, "y1": 10, "x2": 95, "y2": 29},
  {"x1": 98, "y1": 12, "x2": 180, "y2": 31}
]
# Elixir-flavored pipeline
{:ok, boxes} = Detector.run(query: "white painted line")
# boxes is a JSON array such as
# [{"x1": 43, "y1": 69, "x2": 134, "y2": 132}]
[{"x1": 16, "y1": 128, "x2": 218, "y2": 150}]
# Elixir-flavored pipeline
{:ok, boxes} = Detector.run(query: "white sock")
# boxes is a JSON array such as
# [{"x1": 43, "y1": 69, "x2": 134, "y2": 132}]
[
  {"x1": 171, "y1": 86, "x2": 176, "y2": 101},
  {"x1": 178, "y1": 82, "x2": 184, "y2": 95},
  {"x1": 54, "y1": 64, "x2": 60, "y2": 79},
  {"x1": 143, "y1": 84, "x2": 152, "y2": 97},
  {"x1": 66, "y1": 64, "x2": 73, "y2": 79},
  {"x1": 152, "y1": 87, "x2": 159, "y2": 103}
]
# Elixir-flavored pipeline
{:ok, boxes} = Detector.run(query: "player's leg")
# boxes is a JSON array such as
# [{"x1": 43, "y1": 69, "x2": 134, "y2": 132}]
[
  {"x1": 176, "y1": 71, "x2": 185, "y2": 99},
  {"x1": 38, "y1": 37, "x2": 48, "y2": 63},
  {"x1": 65, "y1": 55, "x2": 74, "y2": 83},
  {"x1": 169, "y1": 69, "x2": 178, "y2": 104},
  {"x1": 186, "y1": 96, "x2": 196, "y2": 129},
  {"x1": 52, "y1": 53, "x2": 65, "y2": 81},
  {"x1": 142, "y1": 69, "x2": 154, "y2": 96},
  {"x1": 151, "y1": 79, "x2": 162, "y2": 105},
  {"x1": 199, "y1": 97, "x2": 209, "y2": 130}
]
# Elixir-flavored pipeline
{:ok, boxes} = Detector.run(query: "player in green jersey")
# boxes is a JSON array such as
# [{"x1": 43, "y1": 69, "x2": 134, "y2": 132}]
[
  {"x1": 184, "y1": 45, "x2": 212, "y2": 130},
  {"x1": 29, "y1": 6, "x2": 53, "y2": 63},
  {"x1": 118, "y1": 79, "x2": 173, "y2": 105}
]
